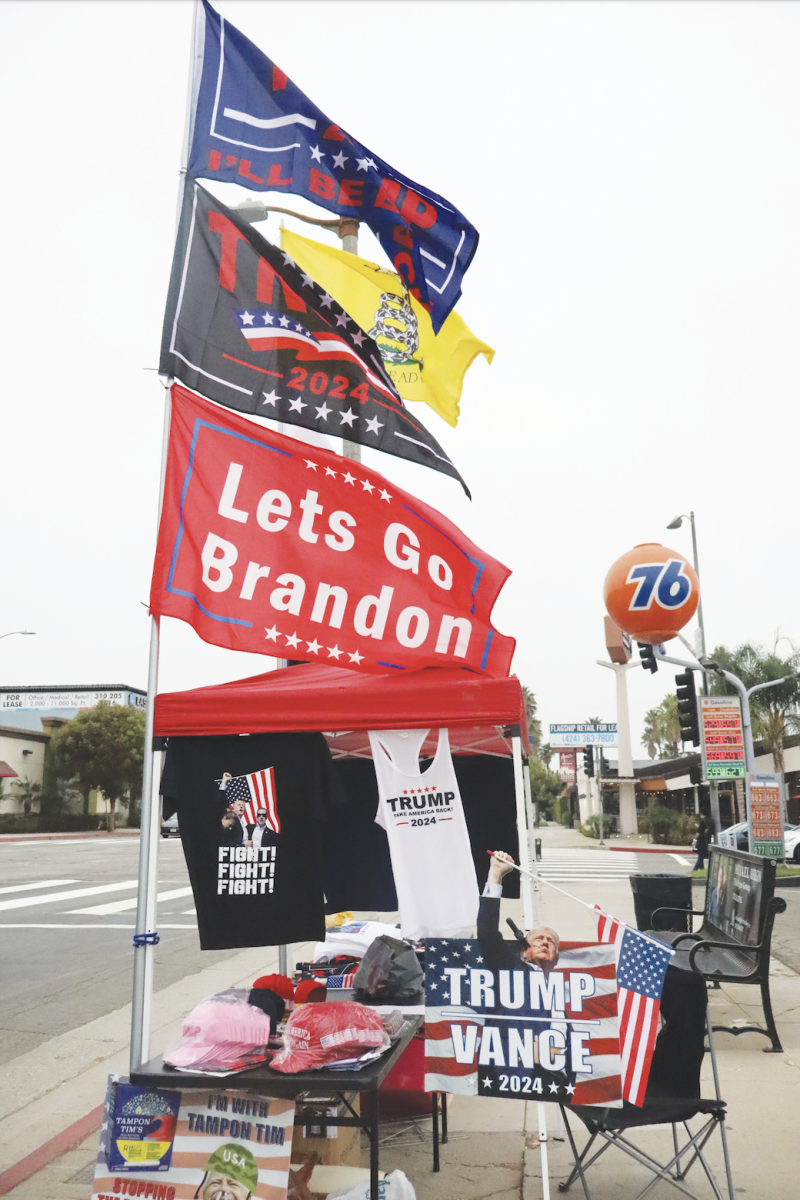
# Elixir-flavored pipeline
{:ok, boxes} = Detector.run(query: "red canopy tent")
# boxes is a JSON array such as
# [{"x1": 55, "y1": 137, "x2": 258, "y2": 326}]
[{"x1": 154, "y1": 664, "x2": 530, "y2": 758}]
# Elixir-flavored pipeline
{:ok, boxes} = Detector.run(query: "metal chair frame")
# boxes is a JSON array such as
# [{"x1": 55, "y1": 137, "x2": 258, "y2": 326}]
[{"x1": 556, "y1": 1013, "x2": 734, "y2": 1200}]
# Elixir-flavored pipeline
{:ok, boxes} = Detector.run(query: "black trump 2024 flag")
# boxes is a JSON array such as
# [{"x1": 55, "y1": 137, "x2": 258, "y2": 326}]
[{"x1": 160, "y1": 179, "x2": 470, "y2": 497}]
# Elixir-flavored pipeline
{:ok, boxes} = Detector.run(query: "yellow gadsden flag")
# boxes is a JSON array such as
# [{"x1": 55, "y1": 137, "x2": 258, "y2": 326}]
[{"x1": 281, "y1": 228, "x2": 494, "y2": 428}]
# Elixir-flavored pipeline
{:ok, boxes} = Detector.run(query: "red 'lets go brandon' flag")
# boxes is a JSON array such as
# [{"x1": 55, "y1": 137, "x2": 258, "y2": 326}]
[
  {"x1": 149, "y1": 386, "x2": 514, "y2": 678},
  {"x1": 160, "y1": 178, "x2": 470, "y2": 497}
]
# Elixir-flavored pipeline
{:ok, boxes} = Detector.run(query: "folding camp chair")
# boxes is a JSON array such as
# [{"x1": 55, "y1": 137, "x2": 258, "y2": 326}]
[{"x1": 556, "y1": 1012, "x2": 734, "y2": 1200}]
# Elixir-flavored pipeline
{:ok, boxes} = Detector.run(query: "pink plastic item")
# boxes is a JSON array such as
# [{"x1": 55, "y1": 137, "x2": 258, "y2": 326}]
[{"x1": 164, "y1": 989, "x2": 273, "y2": 1072}]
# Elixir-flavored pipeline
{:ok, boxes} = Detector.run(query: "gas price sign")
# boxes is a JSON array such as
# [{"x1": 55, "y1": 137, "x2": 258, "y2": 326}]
[{"x1": 699, "y1": 696, "x2": 745, "y2": 779}]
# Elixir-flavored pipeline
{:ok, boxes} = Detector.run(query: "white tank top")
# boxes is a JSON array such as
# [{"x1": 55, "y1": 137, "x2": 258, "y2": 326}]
[{"x1": 369, "y1": 728, "x2": 479, "y2": 939}]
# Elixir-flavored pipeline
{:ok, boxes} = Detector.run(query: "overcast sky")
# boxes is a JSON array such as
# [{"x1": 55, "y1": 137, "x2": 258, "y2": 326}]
[{"x1": 1, "y1": 1, "x2": 798, "y2": 759}]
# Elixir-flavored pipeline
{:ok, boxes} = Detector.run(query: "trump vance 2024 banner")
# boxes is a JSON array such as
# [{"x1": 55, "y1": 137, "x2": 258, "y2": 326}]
[
  {"x1": 161, "y1": 180, "x2": 469, "y2": 496},
  {"x1": 150, "y1": 386, "x2": 514, "y2": 678}
]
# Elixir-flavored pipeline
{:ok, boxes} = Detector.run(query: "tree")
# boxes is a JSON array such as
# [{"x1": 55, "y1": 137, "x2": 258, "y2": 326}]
[
  {"x1": 7, "y1": 777, "x2": 41, "y2": 815},
  {"x1": 50, "y1": 702, "x2": 146, "y2": 829},
  {"x1": 710, "y1": 638, "x2": 800, "y2": 772},
  {"x1": 641, "y1": 694, "x2": 681, "y2": 759},
  {"x1": 527, "y1": 756, "x2": 563, "y2": 821}
]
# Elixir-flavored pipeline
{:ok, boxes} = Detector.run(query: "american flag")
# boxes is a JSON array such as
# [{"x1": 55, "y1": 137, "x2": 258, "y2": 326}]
[
  {"x1": 423, "y1": 938, "x2": 621, "y2": 1107},
  {"x1": 595, "y1": 908, "x2": 671, "y2": 1106},
  {"x1": 326, "y1": 974, "x2": 356, "y2": 990},
  {"x1": 223, "y1": 766, "x2": 280, "y2": 833}
]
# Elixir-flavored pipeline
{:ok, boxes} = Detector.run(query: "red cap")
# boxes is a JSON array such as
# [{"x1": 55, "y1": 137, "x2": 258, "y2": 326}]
[
  {"x1": 253, "y1": 973, "x2": 294, "y2": 1000},
  {"x1": 293, "y1": 979, "x2": 327, "y2": 1005}
]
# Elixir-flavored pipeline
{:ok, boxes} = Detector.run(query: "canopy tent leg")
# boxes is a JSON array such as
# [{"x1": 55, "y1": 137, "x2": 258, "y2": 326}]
[{"x1": 512, "y1": 733, "x2": 534, "y2": 930}]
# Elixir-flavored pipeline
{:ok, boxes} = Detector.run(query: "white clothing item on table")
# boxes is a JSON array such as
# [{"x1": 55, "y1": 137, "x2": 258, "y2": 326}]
[
  {"x1": 313, "y1": 919, "x2": 402, "y2": 963},
  {"x1": 328, "y1": 1168, "x2": 416, "y2": 1200},
  {"x1": 369, "y1": 727, "x2": 479, "y2": 939}
]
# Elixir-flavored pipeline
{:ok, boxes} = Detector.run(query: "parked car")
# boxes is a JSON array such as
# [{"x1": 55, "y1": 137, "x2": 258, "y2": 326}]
[
  {"x1": 161, "y1": 812, "x2": 180, "y2": 838},
  {"x1": 717, "y1": 821, "x2": 800, "y2": 860}
]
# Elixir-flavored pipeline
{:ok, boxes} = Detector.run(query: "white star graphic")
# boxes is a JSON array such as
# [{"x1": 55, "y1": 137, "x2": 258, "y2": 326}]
[
  {"x1": 320, "y1": 292, "x2": 334, "y2": 308},
  {"x1": 304, "y1": 459, "x2": 318, "y2": 471},
  {"x1": 306, "y1": 639, "x2": 322, "y2": 654},
  {"x1": 278, "y1": 315, "x2": 290, "y2": 328},
  {"x1": 549, "y1": 1082, "x2": 560, "y2": 1094},
  {"x1": 356, "y1": 157, "x2": 371, "y2": 171},
  {"x1": 360, "y1": 478, "x2": 375, "y2": 493},
  {"x1": 365, "y1": 157, "x2": 376, "y2": 169},
  {"x1": 351, "y1": 329, "x2": 365, "y2": 346},
  {"x1": 481, "y1": 1077, "x2": 494, "y2": 1089},
  {"x1": 341, "y1": 471, "x2": 356, "y2": 485},
  {"x1": 348, "y1": 649, "x2": 364, "y2": 665},
  {"x1": 365, "y1": 416, "x2": 383, "y2": 435},
  {"x1": 240, "y1": 311, "x2": 254, "y2": 325},
  {"x1": 475, "y1": 955, "x2": 484, "y2": 963},
  {"x1": 295, "y1": 322, "x2": 305, "y2": 333},
  {"x1": 324, "y1": 466, "x2": 337, "y2": 478},
  {"x1": 264, "y1": 625, "x2": 279, "y2": 641},
  {"x1": 327, "y1": 644, "x2": 343, "y2": 660},
  {"x1": 282, "y1": 252, "x2": 296, "y2": 268},
  {"x1": 284, "y1": 632, "x2": 301, "y2": 649},
  {"x1": 379, "y1": 489, "x2": 392, "y2": 502},
  {"x1": 261, "y1": 389, "x2": 281, "y2": 407},
  {"x1": 288, "y1": 396, "x2": 307, "y2": 412},
  {"x1": 300, "y1": 273, "x2": 315, "y2": 288},
  {"x1": 309, "y1": 145, "x2": 324, "y2": 162},
  {"x1": 332, "y1": 151, "x2": 348, "y2": 169},
  {"x1": 262, "y1": 312, "x2": 274, "y2": 324},
  {"x1": 339, "y1": 408, "x2": 357, "y2": 427},
  {"x1": 565, "y1": 1083, "x2": 576, "y2": 1095},
  {"x1": 335, "y1": 312, "x2": 349, "y2": 328},
  {"x1": 315, "y1": 402, "x2": 332, "y2": 421}
]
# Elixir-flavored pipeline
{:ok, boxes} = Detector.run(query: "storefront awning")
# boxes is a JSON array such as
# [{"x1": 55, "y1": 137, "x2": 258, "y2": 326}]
[
  {"x1": 154, "y1": 664, "x2": 529, "y2": 758},
  {"x1": 0, "y1": 761, "x2": 18, "y2": 778}
]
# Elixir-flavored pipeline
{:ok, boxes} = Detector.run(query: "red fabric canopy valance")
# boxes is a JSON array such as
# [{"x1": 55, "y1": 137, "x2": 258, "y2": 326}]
[{"x1": 154, "y1": 664, "x2": 529, "y2": 758}]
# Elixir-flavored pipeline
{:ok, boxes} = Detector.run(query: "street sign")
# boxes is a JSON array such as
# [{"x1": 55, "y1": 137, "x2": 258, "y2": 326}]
[
  {"x1": 699, "y1": 696, "x2": 745, "y2": 779},
  {"x1": 746, "y1": 772, "x2": 785, "y2": 859},
  {"x1": 549, "y1": 723, "x2": 618, "y2": 748}
]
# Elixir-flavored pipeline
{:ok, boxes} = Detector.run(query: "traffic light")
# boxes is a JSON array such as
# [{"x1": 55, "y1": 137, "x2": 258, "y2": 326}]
[
  {"x1": 689, "y1": 762, "x2": 703, "y2": 786},
  {"x1": 584, "y1": 746, "x2": 595, "y2": 777},
  {"x1": 676, "y1": 671, "x2": 701, "y2": 746},
  {"x1": 638, "y1": 642, "x2": 658, "y2": 673}
]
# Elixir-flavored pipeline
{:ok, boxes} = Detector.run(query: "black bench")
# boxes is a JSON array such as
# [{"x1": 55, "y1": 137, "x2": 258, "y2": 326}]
[{"x1": 651, "y1": 845, "x2": 787, "y2": 1052}]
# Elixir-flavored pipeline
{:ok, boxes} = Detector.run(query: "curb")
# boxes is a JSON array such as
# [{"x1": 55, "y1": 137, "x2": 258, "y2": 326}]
[
  {"x1": 609, "y1": 846, "x2": 692, "y2": 854},
  {"x1": 0, "y1": 830, "x2": 139, "y2": 843},
  {"x1": 0, "y1": 1105, "x2": 103, "y2": 1195}
]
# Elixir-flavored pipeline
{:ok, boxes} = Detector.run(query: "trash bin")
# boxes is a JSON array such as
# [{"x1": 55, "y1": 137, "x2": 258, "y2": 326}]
[{"x1": 630, "y1": 874, "x2": 693, "y2": 933}]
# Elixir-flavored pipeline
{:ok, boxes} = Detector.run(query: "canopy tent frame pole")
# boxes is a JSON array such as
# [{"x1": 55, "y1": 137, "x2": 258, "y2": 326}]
[{"x1": 511, "y1": 731, "x2": 534, "y2": 930}]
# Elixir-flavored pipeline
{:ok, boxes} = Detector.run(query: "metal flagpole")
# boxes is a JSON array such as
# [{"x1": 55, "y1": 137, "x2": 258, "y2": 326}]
[
  {"x1": 338, "y1": 218, "x2": 361, "y2": 462},
  {"x1": 130, "y1": 0, "x2": 201, "y2": 1072}
]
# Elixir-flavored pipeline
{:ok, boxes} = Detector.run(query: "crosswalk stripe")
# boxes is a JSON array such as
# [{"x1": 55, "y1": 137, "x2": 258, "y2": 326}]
[
  {"x1": 0, "y1": 880, "x2": 138, "y2": 913},
  {"x1": 68, "y1": 886, "x2": 194, "y2": 915},
  {"x1": 0, "y1": 879, "x2": 78, "y2": 896}
]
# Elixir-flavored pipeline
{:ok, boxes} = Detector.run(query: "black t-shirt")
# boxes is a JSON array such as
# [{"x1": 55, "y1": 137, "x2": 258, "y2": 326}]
[{"x1": 161, "y1": 732, "x2": 345, "y2": 950}]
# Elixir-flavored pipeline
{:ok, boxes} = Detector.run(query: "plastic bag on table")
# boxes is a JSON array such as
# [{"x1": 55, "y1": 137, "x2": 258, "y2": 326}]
[
  {"x1": 328, "y1": 1169, "x2": 417, "y2": 1199},
  {"x1": 269, "y1": 1001, "x2": 389, "y2": 1073},
  {"x1": 163, "y1": 988, "x2": 276, "y2": 1074},
  {"x1": 352, "y1": 935, "x2": 424, "y2": 1004}
]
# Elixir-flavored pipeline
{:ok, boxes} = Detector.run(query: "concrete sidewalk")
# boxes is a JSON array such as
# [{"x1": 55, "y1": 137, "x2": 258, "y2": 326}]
[{"x1": 3, "y1": 823, "x2": 797, "y2": 1198}]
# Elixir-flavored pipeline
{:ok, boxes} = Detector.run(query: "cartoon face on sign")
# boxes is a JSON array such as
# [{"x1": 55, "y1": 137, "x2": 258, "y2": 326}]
[{"x1": 603, "y1": 544, "x2": 699, "y2": 644}]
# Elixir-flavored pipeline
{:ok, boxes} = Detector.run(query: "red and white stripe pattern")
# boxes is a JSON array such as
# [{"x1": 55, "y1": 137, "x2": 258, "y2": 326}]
[
  {"x1": 595, "y1": 907, "x2": 671, "y2": 1106},
  {"x1": 423, "y1": 941, "x2": 621, "y2": 1107},
  {"x1": 225, "y1": 766, "x2": 280, "y2": 832}
]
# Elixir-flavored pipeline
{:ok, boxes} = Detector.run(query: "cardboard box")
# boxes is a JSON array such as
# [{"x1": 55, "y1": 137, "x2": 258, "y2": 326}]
[{"x1": 292, "y1": 1093, "x2": 361, "y2": 1168}]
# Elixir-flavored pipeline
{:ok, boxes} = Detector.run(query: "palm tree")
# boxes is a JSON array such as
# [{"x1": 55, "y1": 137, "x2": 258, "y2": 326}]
[
  {"x1": 641, "y1": 696, "x2": 681, "y2": 759},
  {"x1": 643, "y1": 709, "x2": 662, "y2": 759},
  {"x1": 711, "y1": 637, "x2": 800, "y2": 772}
]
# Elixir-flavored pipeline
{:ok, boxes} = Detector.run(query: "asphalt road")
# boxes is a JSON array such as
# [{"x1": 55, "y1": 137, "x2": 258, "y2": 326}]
[{"x1": 0, "y1": 835, "x2": 243, "y2": 1067}]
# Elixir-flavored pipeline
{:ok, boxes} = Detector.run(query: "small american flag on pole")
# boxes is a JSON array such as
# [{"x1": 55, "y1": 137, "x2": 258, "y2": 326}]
[
  {"x1": 223, "y1": 767, "x2": 280, "y2": 833},
  {"x1": 594, "y1": 907, "x2": 671, "y2": 1106}
]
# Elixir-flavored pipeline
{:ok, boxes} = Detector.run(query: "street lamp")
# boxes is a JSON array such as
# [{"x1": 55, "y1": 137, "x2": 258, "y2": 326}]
[
  {"x1": 0, "y1": 630, "x2": 36, "y2": 642},
  {"x1": 667, "y1": 511, "x2": 707, "y2": 694}
]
